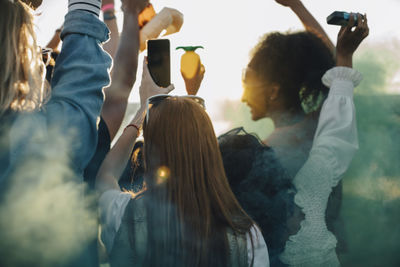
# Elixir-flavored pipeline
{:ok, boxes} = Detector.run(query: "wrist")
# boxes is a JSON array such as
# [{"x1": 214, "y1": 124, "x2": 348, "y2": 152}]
[
  {"x1": 133, "y1": 106, "x2": 146, "y2": 125},
  {"x1": 123, "y1": 123, "x2": 141, "y2": 136},
  {"x1": 101, "y1": 3, "x2": 115, "y2": 13},
  {"x1": 336, "y1": 54, "x2": 353, "y2": 68},
  {"x1": 103, "y1": 10, "x2": 116, "y2": 21}
]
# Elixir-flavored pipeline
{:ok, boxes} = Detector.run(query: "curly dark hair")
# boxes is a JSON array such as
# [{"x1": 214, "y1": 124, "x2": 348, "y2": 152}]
[
  {"x1": 218, "y1": 128, "x2": 298, "y2": 266},
  {"x1": 249, "y1": 31, "x2": 335, "y2": 112}
]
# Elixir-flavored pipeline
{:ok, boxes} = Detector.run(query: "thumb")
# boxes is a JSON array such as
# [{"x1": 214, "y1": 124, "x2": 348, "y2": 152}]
[
  {"x1": 141, "y1": 57, "x2": 157, "y2": 86},
  {"x1": 141, "y1": 57, "x2": 150, "y2": 79},
  {"x1": 200, "y1": 64, "x2": 205, "y2": 76}
]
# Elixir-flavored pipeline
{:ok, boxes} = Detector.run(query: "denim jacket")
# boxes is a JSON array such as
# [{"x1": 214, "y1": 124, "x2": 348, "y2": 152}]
[{"x1": 0, "y1": 11, "x2": 112, "y2": 189}]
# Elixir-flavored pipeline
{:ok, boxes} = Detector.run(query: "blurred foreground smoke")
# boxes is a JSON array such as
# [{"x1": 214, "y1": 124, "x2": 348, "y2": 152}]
[
  {"x1": 220, "y1": 94, "x2": 400, "y2": 266},
  {"x1": 0, "y1": 126, "x2": 97, "y2": 267}
]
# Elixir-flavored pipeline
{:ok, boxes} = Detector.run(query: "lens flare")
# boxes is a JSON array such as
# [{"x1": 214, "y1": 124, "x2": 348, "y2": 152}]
[{"x1": 156, "y1": 166, "x2": 170, "y2": 185}]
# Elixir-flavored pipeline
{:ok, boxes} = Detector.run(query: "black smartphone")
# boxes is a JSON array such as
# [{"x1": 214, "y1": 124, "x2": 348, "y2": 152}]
[
  {"x1": 147, "y1": 39, "x2": 171, "y2": 87},
  {"x1": 327, "y1": 11, "x2": 361, "y2": 26}
]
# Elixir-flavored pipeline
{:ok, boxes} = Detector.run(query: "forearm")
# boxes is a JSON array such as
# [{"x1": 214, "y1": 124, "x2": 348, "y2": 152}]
[
  {"x1": 289, "y1": 1, "x2": 335, "y2": 53},
  {"x1": 103, "y1": 17, "x2": 120, "y2": 59},
  {"x1": 46, "y1": 30, "x2": 61, "y2": 51},
  {"x1": 96, "y1": 106, "x2": 145, "y2": 193},
  {"x1": 102, "y1": 11, "x2": 141, "y2": 140},
  {"x1": 311, "y1": 67, "x2": 361, "y2": 181},
  {"x1": 281, "y1": 67, "x2": 362, "y2": 266},
  {"x1": 111, "y1": 12, "x2": 140, "y2": 91},
  {"x1": 48, "y1": 10, "x2": 112, "y2": 171}
]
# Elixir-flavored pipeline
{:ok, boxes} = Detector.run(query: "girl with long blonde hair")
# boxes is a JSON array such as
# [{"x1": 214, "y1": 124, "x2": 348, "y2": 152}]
[
  {"x1": 0, "y1": 1, "x2": 113, "y2": 264},
  {"x1": 0, "y1": 0, "x2": 45, "y2": 115}
]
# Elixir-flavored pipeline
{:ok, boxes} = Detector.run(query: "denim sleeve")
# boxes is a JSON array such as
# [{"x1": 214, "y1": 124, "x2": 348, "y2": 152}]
[{"x1": 46, "y1": 10, "x2": 112, "y2": 173}]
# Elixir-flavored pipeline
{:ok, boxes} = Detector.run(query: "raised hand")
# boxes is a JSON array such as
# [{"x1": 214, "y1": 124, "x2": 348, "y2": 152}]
[
  {"x1": 336, "y1": 13, "x2": 369, "y2": 67},
  {"x1": 183, "y1": 63, "x2": 205, "y2": 96},
  {"x1": 139, "y1": 58, "x2": 174, "y2": 107}
]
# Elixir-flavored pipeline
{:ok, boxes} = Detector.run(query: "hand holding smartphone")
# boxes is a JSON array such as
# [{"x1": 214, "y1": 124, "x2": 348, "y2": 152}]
[
  {"x1": 327, "y1": 11, "x2": 364, "y2": 26},
  {"x1": 147, "y1": 39, "x2": 171, "y2": 88}
]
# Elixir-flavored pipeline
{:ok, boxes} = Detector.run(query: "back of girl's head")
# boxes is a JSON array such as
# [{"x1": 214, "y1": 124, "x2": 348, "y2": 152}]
[
  {"x1": 249, "y1": 31, "x2": 335, "y2": 112},
  {"x1": 0, "y1": 0, "x2": 44, "y2": 115},
  {"x1": 142, "y1": 98, "x2": 254, "y2": 267},
  {"x1": 143, "y1": 97, "x2": 220, "y2": 182},
  {"x1": 218, "y1": 129, "x2": 297, "y2": 262}
]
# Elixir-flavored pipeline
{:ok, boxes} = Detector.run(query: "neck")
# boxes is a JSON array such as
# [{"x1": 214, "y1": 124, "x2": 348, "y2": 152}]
[{"x1": 269, "y1": 108, "x2": 306, "y2": 128}]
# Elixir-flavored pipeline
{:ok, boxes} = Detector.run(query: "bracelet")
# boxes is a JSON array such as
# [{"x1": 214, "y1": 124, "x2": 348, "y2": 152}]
[
  {"x1": 124, "y1": 123, "x2": 141, "y2": 134},
  {"x1": 103, "y1": 12, "x2": 116, "y2": 21},
  {"x1": 101, "y1": 3, "x2": 114, "y2": 12}
]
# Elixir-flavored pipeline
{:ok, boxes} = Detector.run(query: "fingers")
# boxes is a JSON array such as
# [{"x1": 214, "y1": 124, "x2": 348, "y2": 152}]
[
  {"x1": 338, "y1": 25, "x2": 346, "y2": 38},
  {"x1": 142, "y1": 56, "x2": 149, "y2": 78},
  {"x1": 359, "y1": 14, "x2": 369, "y2": 38},
  {"x1": 200, "y1": 64, "x2": 205, "y2": 76},
  {"x1": 141, "y1": 57, "x2": 153, "y2": 81},
  {"x1": 163, "y1": 84, "x2": 175, "y2": 94},
  {"x1": 353, "y1": 13, "x2": 369, "y2": 40},
  {"x1": 345, "y1": 12, "x2": 356, "y2": 33}
]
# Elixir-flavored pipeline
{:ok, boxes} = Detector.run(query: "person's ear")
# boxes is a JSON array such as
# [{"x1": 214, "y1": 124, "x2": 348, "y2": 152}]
[{"x1": 269, "y1": 84, "x2": 280, "y2": 101}]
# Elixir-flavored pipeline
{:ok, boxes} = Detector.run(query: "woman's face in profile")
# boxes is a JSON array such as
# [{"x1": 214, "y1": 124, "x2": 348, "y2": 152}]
[{"x1": 241, "y1": 67, "x2": 271, "y2": 121}]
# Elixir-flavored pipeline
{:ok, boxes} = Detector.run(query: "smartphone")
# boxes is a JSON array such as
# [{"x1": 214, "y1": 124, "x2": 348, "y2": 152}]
[
  {"x1": 147, "y1": 39, "x2": 171, "y2": 88},
  {"x1": 327, "y1": 11, "x2": 362, "y2": 26}
]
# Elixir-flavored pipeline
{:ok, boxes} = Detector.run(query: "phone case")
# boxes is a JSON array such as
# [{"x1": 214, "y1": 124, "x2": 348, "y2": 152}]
[{"x1": 147, "y1": 39, "x2": 171, "y2": 87}]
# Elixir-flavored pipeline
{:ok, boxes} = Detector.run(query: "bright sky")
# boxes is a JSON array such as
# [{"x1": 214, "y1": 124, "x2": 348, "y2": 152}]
[{"x1": 34, "y1": 0, "x2": 400, "y2": 133}]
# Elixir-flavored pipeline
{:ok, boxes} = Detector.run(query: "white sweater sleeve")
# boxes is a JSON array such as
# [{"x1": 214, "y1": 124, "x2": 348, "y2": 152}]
[
  {"x1": 280, "y1": 67, "x2": 362, "y2": 267},
  {"x1": 99, "y1": 190, "x2": 132, "y2": 253}
]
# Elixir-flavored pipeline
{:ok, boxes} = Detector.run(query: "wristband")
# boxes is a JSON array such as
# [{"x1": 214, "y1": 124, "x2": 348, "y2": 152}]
[
  {"x1": 101, "y1": 3, "x2": 114, "y2": 12},
  {"x1": 103, "y1": 12, "x2": 116, "y2": 21},
  {"x1": 124, "y1": 123, "x2": 141, "y2": 135}
]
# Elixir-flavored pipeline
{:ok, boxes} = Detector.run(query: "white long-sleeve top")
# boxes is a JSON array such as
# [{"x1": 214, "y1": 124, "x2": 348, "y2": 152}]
[
  {"x1": 99, "y1": 190, "x2": 269, "y2": 267},
  {"x1": 280, "y1": 67, "x2": 362, "y2": 267}
]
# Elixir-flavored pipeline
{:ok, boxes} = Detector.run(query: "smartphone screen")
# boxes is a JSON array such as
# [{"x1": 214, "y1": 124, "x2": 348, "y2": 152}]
[{"x1": 147, "y1": 39, "x2": 171, "y2": 87}]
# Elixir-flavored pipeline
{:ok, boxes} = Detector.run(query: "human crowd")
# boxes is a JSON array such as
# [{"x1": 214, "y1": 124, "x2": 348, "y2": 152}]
[{"x1": 0, "y1": 0, "x2": 369, "y2": 266}]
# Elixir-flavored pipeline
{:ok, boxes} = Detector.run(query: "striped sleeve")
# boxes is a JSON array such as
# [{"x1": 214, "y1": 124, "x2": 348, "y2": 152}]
[{"x1": 68, "y1": 0, "x2": 101, "y2": 17}]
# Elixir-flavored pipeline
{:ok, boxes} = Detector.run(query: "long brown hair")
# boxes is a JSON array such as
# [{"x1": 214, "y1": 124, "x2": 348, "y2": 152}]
[
  {"x1": 0, "y1": 0, "x2": 45, "y2": 115},
  {"x1": 141, "y1": 97, "x2": 255, "y2": 267}
]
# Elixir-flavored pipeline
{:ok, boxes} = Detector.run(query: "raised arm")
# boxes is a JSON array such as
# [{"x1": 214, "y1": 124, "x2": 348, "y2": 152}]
[
  {"x1": 275, "y1": 0, "x2": 335, "y2": 53},
  {"x1": 280, "y1": 14, "x2": 368, "y2": 266},
  {"x1": 101, "y1": 0, "x2": 149, "y2": 140},
  {"x1": 96, "y1": 61, "x2": 174, "y2": 194},
  {"x1": 45, "y1": 26, "x2": 62, "y2": 51},
  {"x1": 45, "y1": 1, "x2": 112, "y2": 173},
  {"x1": 102, "y1": 0, "x2": 120, "y2": 59}
]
